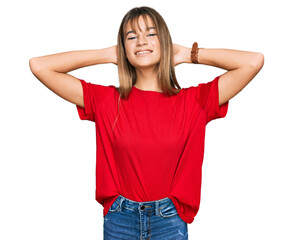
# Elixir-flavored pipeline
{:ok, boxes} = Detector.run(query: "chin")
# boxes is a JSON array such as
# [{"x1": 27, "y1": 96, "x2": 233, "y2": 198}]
[{"x1": 130, "y1": 60, "x2": 160, "y2": 69}]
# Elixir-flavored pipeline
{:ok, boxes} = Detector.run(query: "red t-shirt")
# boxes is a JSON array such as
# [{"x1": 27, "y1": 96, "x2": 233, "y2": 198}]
[{"x1": 76, "y1": 75, "x2": 228, "y2": 224}]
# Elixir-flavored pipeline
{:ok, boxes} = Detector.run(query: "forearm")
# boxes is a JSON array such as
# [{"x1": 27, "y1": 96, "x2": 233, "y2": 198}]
[
  {"x1": 174, "y1": 43, "x2": 264, "y2": 105},
  {"x1": 178, "y1": 44, "x2": 262, "y2": 70},
  {"x1": 30, "y1": 46, "x2": 117, "y2": 73},
  {"x1": 196, "y1": 48, "x2": 262, "y2": 70}
]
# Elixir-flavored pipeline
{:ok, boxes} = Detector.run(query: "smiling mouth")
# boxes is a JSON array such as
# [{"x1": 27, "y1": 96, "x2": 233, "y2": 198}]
[{"x1": 136, "y1": 50, "x2": 153, "y2": 56}]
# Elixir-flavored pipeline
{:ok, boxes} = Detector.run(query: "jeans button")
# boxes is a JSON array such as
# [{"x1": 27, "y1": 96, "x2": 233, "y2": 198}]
[{"x1": 140, "y1": 205, "x2": 145, "y2": 210}]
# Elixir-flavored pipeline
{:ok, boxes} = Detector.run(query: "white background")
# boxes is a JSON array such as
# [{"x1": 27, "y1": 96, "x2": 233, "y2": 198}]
[{"x1": 1, "y1": 0, "x2": 292, "y2": 239}]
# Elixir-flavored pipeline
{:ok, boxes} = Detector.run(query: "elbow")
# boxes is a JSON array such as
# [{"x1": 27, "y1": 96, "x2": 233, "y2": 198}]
[
  {"x1": 29, "y1": 57, "x2": 37, "y2": 72},
  {"x1": 251, "y1": 52, "x2": 264, "y2": 70},
  {"x1": 29, "y1": 57, "x2": 43, "y2": 73}
]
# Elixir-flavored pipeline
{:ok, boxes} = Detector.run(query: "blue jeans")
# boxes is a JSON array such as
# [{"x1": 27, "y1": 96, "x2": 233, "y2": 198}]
[{"x1": 103, "y1": 195, "x2": 188, "y2": 240}]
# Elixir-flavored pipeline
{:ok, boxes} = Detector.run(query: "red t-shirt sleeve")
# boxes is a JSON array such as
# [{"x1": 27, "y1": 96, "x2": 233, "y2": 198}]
[
  {"x1": 76, "y1": 79, "x2": 115, "y2": 122},
  {"x1": 196, "y1": 75, "x2": 229, "y2": 123}
]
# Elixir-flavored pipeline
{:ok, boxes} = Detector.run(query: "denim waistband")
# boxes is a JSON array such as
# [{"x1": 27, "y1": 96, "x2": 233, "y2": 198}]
[{"x1": 111, "y1": 195, "x2": 173, "y2": 216}]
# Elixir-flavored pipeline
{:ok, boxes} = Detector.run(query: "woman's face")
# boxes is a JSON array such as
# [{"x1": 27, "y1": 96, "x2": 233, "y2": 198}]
[{"x1": 124, "y1": 15, "x2": 161, "y2": 70}]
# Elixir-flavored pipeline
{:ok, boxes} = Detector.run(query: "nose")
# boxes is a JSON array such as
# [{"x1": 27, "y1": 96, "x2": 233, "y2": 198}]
[{"x1": 136, "y1": 35, "x2": 148, "y2": 47}]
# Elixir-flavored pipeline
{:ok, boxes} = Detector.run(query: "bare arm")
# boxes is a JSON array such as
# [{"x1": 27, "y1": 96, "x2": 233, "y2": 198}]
[
  {"x1": 197, "y1": 48, "x2": 264, "y2": 106},
  {"x1": 173, "y1": 44, "x2": 264, "y2": 106},
  {"x1": 29, "y1": 46, "x2": 117, "y2": 108}
]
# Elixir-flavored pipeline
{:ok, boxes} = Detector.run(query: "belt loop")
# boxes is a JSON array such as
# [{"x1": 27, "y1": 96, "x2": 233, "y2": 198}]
[
  {"x1": 119, "y1": 195, "x2": 125, "y2": 212},
  {"x1": 155, "y1": 200, "x2": 159, "y2": 216}
]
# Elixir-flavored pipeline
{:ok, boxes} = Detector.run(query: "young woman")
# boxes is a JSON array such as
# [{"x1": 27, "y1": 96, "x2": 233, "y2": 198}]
[{"x1": 29, "y1": 6, "x2": 264, "y2": 240}]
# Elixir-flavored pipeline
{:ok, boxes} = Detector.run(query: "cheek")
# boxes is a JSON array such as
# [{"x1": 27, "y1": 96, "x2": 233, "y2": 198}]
[
  {"x1": 153, "y1": 40, "x2": 161, "y2": 52},
  {"x1": 155, "y1": 44, "x2": 161, "y2": 57}
]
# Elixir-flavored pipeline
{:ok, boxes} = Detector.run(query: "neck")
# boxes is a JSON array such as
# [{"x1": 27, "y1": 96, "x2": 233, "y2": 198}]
[{"x1": 134, "y1": 68, "x2": 162, "y2": 92}]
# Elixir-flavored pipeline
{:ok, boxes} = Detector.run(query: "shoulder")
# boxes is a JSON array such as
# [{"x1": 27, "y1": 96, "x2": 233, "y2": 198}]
[
  {"x1": 185, "y1": 76, "x2": 221, "y2": 96},
  {"x1": 79, "y1": 79, "x2": 117, "y2": 93},
  {"x1": 78, "y1": 79, "x2": 119, "y2": 105}
]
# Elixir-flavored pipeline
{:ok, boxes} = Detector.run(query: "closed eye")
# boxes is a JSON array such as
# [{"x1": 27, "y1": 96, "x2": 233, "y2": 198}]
[{"x1": 127, "y1": 33, "x2": 157, "y2": 40}]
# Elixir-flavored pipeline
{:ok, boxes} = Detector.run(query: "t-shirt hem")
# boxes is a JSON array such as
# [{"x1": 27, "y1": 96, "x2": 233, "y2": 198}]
[
  {"x1": 168, "y1": 195, "x2": 194, "y2": 224},
  {"x1": 75, "y1": 79, "x2": 95, "y2": 122},
  {"x1": 177, "y1": 209, "x2": 194, "y2": 224},
  {"x1": 206, "y1": 76, "x2": 229, "y2": 123}
]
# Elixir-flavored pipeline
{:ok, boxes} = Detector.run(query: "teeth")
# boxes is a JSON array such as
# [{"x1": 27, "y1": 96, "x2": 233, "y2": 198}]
[{"x1": 136, "y1": 51, "x2": 152, "y2": 55}]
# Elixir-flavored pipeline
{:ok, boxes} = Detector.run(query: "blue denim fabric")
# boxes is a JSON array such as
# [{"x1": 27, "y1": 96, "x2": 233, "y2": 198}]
[{"x1": 103, "y1": 195, "x2": 188, "y2": 240}]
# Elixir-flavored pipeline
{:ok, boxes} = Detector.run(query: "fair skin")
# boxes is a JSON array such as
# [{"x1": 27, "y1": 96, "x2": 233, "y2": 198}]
[
  {"x1": 124, "y1": 15, "x2": 162, "y2": 92},
  {"x1": 29, "y1": 16, "x2": 264, "y2": 108},
  {"x1": 124, "y1": 15, "x2": 264, "y2": 105},
  {"x1": 173, "y1": 44, "x2": 265, "y2": 105}
]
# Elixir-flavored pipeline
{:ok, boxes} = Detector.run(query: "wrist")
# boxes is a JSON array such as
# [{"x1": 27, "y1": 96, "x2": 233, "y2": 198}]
[
  {"x1": 197, "y1": 48, "x2": 203, "y2": 64},
  {"x1": 104, "y1": 46, "x2": 117, "y2": 64},
  {"x1": 190, "y1": 42, "x2": 204, "y2": 64},
  {"x1": 185, "y1": 47, "x2": 193, "y2": 63}
]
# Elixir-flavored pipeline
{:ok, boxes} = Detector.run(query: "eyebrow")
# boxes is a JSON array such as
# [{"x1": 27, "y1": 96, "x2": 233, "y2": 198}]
[{"x1": 125, "y1": 27, "x2": 157, "y2": 37}]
